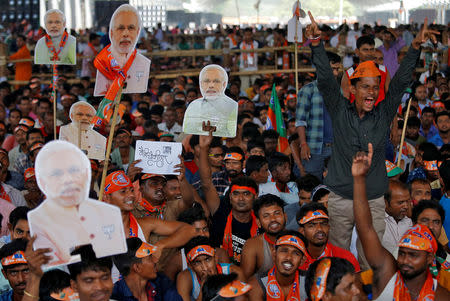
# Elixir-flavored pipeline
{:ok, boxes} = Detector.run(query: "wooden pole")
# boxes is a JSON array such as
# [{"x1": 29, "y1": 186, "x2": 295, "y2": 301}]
[
  {"x1": 52, "y1": 62, "x2": 57, "y2": 140},
  {"x1": 397, "y1": 98, "x2": 412, "y2": 167},
  {"x1": 294, "y1": 0, "x2": 300, "y2": 93},
  {"x1": 98, "y1": 88, "x2": 123, "y2": 201}
]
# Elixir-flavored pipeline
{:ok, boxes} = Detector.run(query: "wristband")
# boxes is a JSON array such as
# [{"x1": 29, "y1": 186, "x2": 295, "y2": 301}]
[
  {"x1": 24, "y1": 291, "x2": 39, "y2": 299},
  {"x1": 310, "y1": 36, "x2": 321, "y2": 41}
]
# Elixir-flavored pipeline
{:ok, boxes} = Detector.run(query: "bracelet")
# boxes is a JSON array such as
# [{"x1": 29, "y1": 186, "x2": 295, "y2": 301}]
[
  {"x1": 24, "y1": 291, "x2": 39, "y2": 299},
  {"x1": 310, "y1": 35, "x2": 321, "y2": 41}
]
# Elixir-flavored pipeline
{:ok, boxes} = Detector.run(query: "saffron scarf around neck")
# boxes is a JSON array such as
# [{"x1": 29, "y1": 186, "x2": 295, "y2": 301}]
[
  {"x1": 393, "y1": 271, "x2": 435, "y2": 301},
  {"x1": 222, "y1": 211, "x2": 258, "y2": 259},
  {"x1": 266, "y1": 266, "x2": 301, "y2": 301},
  {"x1": 139, "y1": 198, "x2": 165, "y2": 220},
  {"x1": 45, "y1": 31, "x2": 68, "y2": 61}
]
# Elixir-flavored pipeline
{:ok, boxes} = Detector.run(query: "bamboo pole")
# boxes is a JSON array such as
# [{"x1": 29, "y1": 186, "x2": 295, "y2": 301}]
[{"x1": 397, "y1": 98, "x2": 412, "y2": 167}]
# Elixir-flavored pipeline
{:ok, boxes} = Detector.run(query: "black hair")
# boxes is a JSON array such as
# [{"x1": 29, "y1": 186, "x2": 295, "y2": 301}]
[
  {"x1": 406, "y1": 116, "x2": 421, "y2": 128},
  {"x1": 312, "y1": 188, "x2": 330, "y2": 203},
  {"x1": 184, "y1": 236, "x2": 214, "y2": 255},
  {"x1": 411, "y1": 199, "x2": 445, "y2": 225},
  {"x1": 39, "y1": 270, "x2": 71, "y2": 301},
  {"x1": 229, "y1": 176, "x2": 259, "y2": 195},
  {"x1": 419, "y1": 142, "x2": 441, "y2": 161},
  {"x1": 385, "y1": 180, "x2": 408, "y2": 205},
  {"x1": 113, "y1": 237, "x2": 147, "y2": 277},
  {"x1": 326, "y1": 51, "x2": 341, "y2": 64},
  {"x1": 305, "y1": 257, "x2": 355, "y2": 300},
  {"x1": 177, "y1": 203, "x2": 208, "y2": 225},
  {"x1": 245, "y1": 155, "x2": 268, "y2": 177},
  {"x1": 9, "y1": 206, "x2": 30, "y2": 229},
  {"x1": 238, "y1": 113, "x2": 252, "y2": 125},
  {"x1": 68, "y1": 244, "x2": 112, "y2": 280},
  {"x1": 37, "y1": 98, "x2": 51, "y2": 107},
  {"x1": 0, "y1": 239, "x2": 28, "y2": 271},
  {"x1": 268, "y1": 153, "x2": 290, "y2": 173},
  {"x1": 356, "y1": 35, "x2": 375, "y2": 49},
  {"x1": 296, "y1": 174, "x2": 321, "y2": 192},
  {"x1": 242, "y1": 125, "x2": 261, "y2": 141},
  {"x1": 440, "y1": 160, "x2": 450, "y2": 190},
  {"x1": 253, "y1": 193, "x2": 286, "y2": 217},
  {"x1": 421, "y1": 106, "x2": 436, "y2": 116},
  {"x1": 262, "y1": 129, "x2": 279, "y2": 140},
  {"x1": 209, "y1": 137, "x2": 223, "y2": 150},
  {"x1": 142, "y1": 133, "x2": 159, "y2": 141},
  {"x1": 435, "y1": 111, "x2": 450, "y2": 123},
  {"x1": 89, "y1": 33, "x2": 99, "y2": 42},
  {"x1": 297, "y1": 202, "x2": 328, "y2": 226},
  {"x1": 247, "y1": 139, "x2": 265, "y2": 153},
  {"x1": 202, "y1": 273, "x2": 238, "y2": 301},
  {"x1": 26, "y1": 128, "x2": 42, "y2": 140},
  {"x1": 189, "y1": 135, "x2": 199, "y2": 149}
]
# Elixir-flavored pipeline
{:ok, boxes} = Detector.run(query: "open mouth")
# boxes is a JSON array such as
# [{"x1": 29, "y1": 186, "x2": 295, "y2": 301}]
[
  {"x1": 364, "y1": 97, "x2": 374, "y2": 107},
  {"x1": 282, "y1": 261, "x2": 294, "y2": 271}
]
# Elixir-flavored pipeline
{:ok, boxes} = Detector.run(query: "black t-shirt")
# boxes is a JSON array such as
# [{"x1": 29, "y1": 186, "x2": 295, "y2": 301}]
[{"x1": 210, "y1": 196, "x2": 255, "y2": 265}]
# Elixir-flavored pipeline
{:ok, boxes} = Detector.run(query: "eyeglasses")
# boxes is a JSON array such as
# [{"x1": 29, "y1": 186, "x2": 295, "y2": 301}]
[{"x1": 208, "y1": 153, "x2": 224, "y2": 158}]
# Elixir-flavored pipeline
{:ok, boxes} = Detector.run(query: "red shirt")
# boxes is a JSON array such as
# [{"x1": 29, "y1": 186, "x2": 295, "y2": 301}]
[{"x1": 299, "y1": 242, "x2": 361, "y2": 272}]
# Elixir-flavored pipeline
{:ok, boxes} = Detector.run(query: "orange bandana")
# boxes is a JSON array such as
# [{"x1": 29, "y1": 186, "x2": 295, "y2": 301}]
[
  {"x1": 14, "y1": 125, "x2": 29, "y2": 133},
  {"x1": 276, "y1": 235, "x2": 306, "y2": 255},
  {"x1": 349, "y1": 61, "x2": 381, "y2": 79},
  {"x1": 222, "y1": 211, "x2": 258, "y2": 263},
  {"x1": 423, "y1": 160, "x2": 441, "y2": 172},
  {"x1": 187, "y1": 245, "x2": 215, "y2": 262},
  {"x1": 1, "y1": 251, "x2": 27, "y2": 266},
  {"x1": 298, "y1": 210, "x2": 329, "y2": 225},
  {"x1": 224, "y1": 152, "x2": 243, "y2": 161},
  {"x1": 19, "y1": 118, "x2": 34, "y2": 128},
  {"x1": 398, "y1": 224, "x2": 437, "y2": 254},
  {"x1": 218, "y1": 280, "x2": 252, "y2": 298},
  {"x1": 267, "y1": 266, "x2": 300, "y2": 301},
  {"x1": 139, "y1": 198, "x2": 165, "y2": 220},
  {"x1": 393, "y1": 271, "x2": 435, "y2": 301},
  {"x1": 50, "y1": 288, "x2": 78, "y2": 301},
  {"x1": 310, "y1": 258, "x2": 331, "y2": 301},
  {"x1": 230, "y1": 185, "x2": 257, "y2": 196},
  {"x1": 104, "y1": 171, "x2": 133, "y2": 194},
  {"x1": 135, "y1": 241, "x2": 157, "y2": 258}
]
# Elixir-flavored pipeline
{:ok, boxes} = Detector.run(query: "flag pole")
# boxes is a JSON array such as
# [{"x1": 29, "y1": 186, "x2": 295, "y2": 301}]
[
  {"x1": 51, "y1": 61, "x2": 57, "y2": 140},
  {"x1": 397, "y1": 98, "x2": 412, "y2": 168},
  {"x1": 98, "y1": 88, "x2": 123, "y2": 201},
  {"x1": 294, "y1": 0, "x2": 300, "y2": 93}
]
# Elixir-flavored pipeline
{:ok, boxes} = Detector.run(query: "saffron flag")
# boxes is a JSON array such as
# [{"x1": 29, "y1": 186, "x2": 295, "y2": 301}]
[
  {"x1": 265, "y1": 84, "x2": 289, "y2": 152},
  {"x1": 92, "y1": 98, "x2": 125, "y2": 128}
]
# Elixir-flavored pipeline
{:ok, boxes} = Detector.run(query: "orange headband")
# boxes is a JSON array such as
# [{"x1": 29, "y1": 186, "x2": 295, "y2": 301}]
[
  {"x1": 104, "y1": 170, "x2": 133, "y2": 194},
  {"x1": 299, "y1": 210, "x2": 329, "y2": 225},
  {"x1": 135, "y1": 241, "x2": 157, "y2": 258},
  {"x1": 276, "y1": 235, "x2": 306, "y2": 254},
  {"x1": 1, "y1": 251, "x2": 27, "y2": 266},
  {"x1": 398, "y1": 224, "x2": 437, "y2": 254},
  {"x1": 349, "y1": 61, "x2": 381, "y2": 79},
  {"x1": 217, "y1": 280, "x2": 252, "y2": 298},
  {"x1": 230, "y1": 185, "x2": 257, "y2": 196},
  {"x1": 50, "y1": 288, "x2": 79, "y2": 301},
  {"x1": 187, "y1": 245, "x2": 215, "y2": 262},
  {"x1": 224, "y1": 152, "x2": 243, "y2": 161},
  {"x1": 14, "y1": 125, "x2": 29, "y2": 133},
  {"x1": 423, "y1": 160, "x2": 441, "y2": 171},
  {"x1": 19, "y1": 118, "x2": 34, "y2": 128},
  {"x1": 310, "y1": 258, "x2": 331, "y2": 301}
]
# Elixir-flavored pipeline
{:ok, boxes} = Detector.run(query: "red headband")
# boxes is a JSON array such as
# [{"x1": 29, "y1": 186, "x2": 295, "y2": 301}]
[{"x1": 230, "y1": 185, "x2": 256, "y2": 196}]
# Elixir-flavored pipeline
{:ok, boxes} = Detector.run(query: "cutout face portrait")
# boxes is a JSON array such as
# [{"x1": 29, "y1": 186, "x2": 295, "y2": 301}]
[
  {"x1": 28, "y1": 141, "x2": 126, "y2": 267},
  {"x1": 34, "y1": 9, "x2": 76, "y2": 65},
  {"x1": 59, "y1": 101, "x2": 106, "y2": 160},
  {"x1": 93, "y1": 4, "x2": 150, "y2": 96},
  {"x1": 182, "y1": 64, "x2": 238, "y2": 138}
]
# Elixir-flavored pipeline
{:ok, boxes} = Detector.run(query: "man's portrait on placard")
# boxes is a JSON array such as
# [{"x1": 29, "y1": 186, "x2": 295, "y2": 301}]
[
  {"x1": 34, "y1": 9, "x2": 76, "y2": 65},
  {"x1": 182, "y1": 64, "x2": 238, "y2": 138},
  {"x1": 28, "y1": 141, "x2": 127, "y2": 268}
]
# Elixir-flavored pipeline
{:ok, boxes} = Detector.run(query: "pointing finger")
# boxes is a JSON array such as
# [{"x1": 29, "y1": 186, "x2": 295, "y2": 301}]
[{"x1": 308, "y1": 11, "x2": 316, "y2": 25}]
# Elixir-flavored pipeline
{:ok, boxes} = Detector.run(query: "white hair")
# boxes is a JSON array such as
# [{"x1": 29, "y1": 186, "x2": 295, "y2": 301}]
[
  {"x1": 35, "y1": 140, "x2": 91, "y2": 199},
  {"x1": 69, "y1": 101, "x2": 96, "y2": 122},
  {"x1": 199, "y1": 64, "x2": 229, "y2": 97},
  {"x1": 109, "y1": 4, "x2": 142, "y2": 37},
  {"x1": 44, "y1": 9, "x2": 66, "y2": 25}
]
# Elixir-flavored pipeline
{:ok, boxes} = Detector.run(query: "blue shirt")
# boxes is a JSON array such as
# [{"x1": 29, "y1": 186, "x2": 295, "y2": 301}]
[
  {"x1": 0, "y1": 290, "x2": 12, "y2": 301},
  {"x1": 112, "y1": 274, "x2": 182, "y2": 301},
  {"x1": 428, "y1": 133, "x2": 445, "y2": 148},
  {"x1": 440, "y1": 194, "x2": 450, "y2": 245},
  {"x1": 419, "y1": 124, "x2": 439, "y2": 141}
]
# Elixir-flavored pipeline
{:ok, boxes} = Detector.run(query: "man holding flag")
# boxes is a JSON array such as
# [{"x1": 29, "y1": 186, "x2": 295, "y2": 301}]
[
  {"x1": 265, "y1": 84, "x2": 289, "y2": 154},
  {"x1": 295, "y1": 51, "x2": 341, "y2": 180}
]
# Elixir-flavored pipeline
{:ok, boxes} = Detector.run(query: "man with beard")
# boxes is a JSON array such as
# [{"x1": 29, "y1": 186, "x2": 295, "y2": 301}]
[
  {"x1": 306, "y1": 12, "x2": 431, "y2": 270},
  {"x1": 199, "y1": 131, "x2": 259, "y2": 264},
  {"x1": 305, "y1": 257, "x2": 360, "y2": 301},
  {"x1": 0, "y1": 239, "x2": 30, "y2": 301},
  {"x1": 241, "y1": 194, "x2": 287, "y2": 279},
  {"x1": 352, "y1": 143, "x2": 450, "y2": 299},
  {"x1": 176, "y1": 236, "x2": 244, "y2": 301},
  {"x1": 35, "y1": 9, "x2": 76, "y2": 65},
  {"x1": 59, "y1": 101, "x2": 106, "y2": 160},
  {"x1": 429, "y1": 111, "x2": 450, "y2": 148},
  {"x1": 341, "y1": 35, "x2": 391, "y2": 105},
  {"x1": 296, "y1": 202, "x2": 360, "y2": 272},
  {"x1": 248, "y1": 231, "x2": 309, "y2": 300}
]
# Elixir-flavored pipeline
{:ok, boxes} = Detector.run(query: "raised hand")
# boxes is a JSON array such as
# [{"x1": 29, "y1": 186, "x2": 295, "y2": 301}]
[
  {"x1": 351, "y1": 143, "x2": 373, "y2": 178},
  {"x1": 199, "y1": 121, "x2": 214, "y2": 149},
  {"x1": 412, "y1": 18, "x2": 440, "y2": 50},
  {"x1": 305, "y1": 11, "x2": 322, "y2": 42},
  {"x1": 127, "y1": 159, "x2": 143, "y2": 182},
  {"x1": 174, "y1": 155, "x2": 186, "y2": 181},
  {"x1": 25, "y1": 236, "x2": 52, "y2": 277}
]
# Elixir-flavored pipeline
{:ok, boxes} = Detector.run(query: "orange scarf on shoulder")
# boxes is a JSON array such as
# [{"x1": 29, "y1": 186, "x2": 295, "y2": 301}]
[
  {"x1": 393, "y1": 271, "x2": 436, "y2": 301},
  {"x1": 139, "y1": 199, "x2": 165, "y2": 220},
  {"x1": 266, "y1": 266, "x2": 301, "y2": 301}
]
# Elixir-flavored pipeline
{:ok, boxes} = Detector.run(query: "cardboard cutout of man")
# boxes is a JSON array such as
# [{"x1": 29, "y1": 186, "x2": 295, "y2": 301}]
[
  {"x1": 35, "y1": 9, "x2": 76, "y2": 65},
  {"x1": 28, "y1": 141, "x2": 127, "y2": 267},
  {"x1": 183, "y1": 64, "x2": 238, "y2": 137},
  {"x1": 287, "y1": 1, "x2": 305, "y2": 43},
  {"x1": 93, "y1": 4, "x2": 150, "y2": 96},
  {"x1": 59, "y1": 101, "x2": 107, "y2": 160}
]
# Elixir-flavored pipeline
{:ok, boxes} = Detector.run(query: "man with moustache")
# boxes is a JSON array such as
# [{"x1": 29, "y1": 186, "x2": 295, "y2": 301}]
[
  {"x1": 241, "y1": 194, "x2": 287, "y2": 279},
  {"x1": 248, "y1": 231, "x2": 309, "y2": 300},
  {"x1": 296, "y1": 202, "x2": 360, "y2": 273},
  {"x1": 27, "y1": 141, "x2": 126, "y2": 266},
  {"x1": 59, "y1": 101, "x2": 106, "y2": 160},
  {"x1": 0, "y1": 240, "x2": 29, "y2": 301},
  {"x1": 428, "y1": 111, "x2": 450, "y2": 148},
  {"x1": 35, "y1": 9, "x2": 76, "y2": 65},
  {"x1": 93, "y1": 4, "x2": 150, "y2": 97}
]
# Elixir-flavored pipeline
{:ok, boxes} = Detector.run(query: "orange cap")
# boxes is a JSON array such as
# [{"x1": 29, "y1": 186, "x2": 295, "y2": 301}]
[
  {"x1": 349, "y1": 61, "x2": 381, "y2": 80},
  {"x1": 104, "y1": 170, "x2": 133, "y2": 194},
  {"x1": 24, "y1": 168, "x2": 35, "y2": 182}
]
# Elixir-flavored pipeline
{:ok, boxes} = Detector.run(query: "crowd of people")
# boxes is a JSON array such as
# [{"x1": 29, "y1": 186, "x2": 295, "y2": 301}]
[{"x1": 0, "y1": 4, "x2": 449, "y2": 301}]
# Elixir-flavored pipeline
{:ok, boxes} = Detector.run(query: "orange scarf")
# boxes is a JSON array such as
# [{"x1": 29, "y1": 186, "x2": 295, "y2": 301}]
[
  {"x1": 222, "y1": 211, "x2": 258, "y2": 261},
  {"x1": 302, "y1": 243, "x2": 333, "y2": 269},
  {"x1": 88, "y1": 42, "x2": 98, "y2": 56},
  {"x1": 92, "y1": 45, "x2": 136, "y2": 127},
  {"x1": 139, "y1": 198, "x2": 165, "y2": 220},
  {"x1": 45, "y1": 31, "x2": 68, "y2": 61},
  {"x1": 129, "y1": 212, "x2": 139, "y2": 238},
  {"x1": 393, "y1": 271, "x2": 436, "y2": 301},
  {"x1": 242, "y1": 42, "x2": 255, "y2": 68},
  {"x1": 0, "y1": 185, "x2": 11, "y2": 203},
  {"x1": 266, "y1": 266, "x2": 301, "y2": 301}
]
